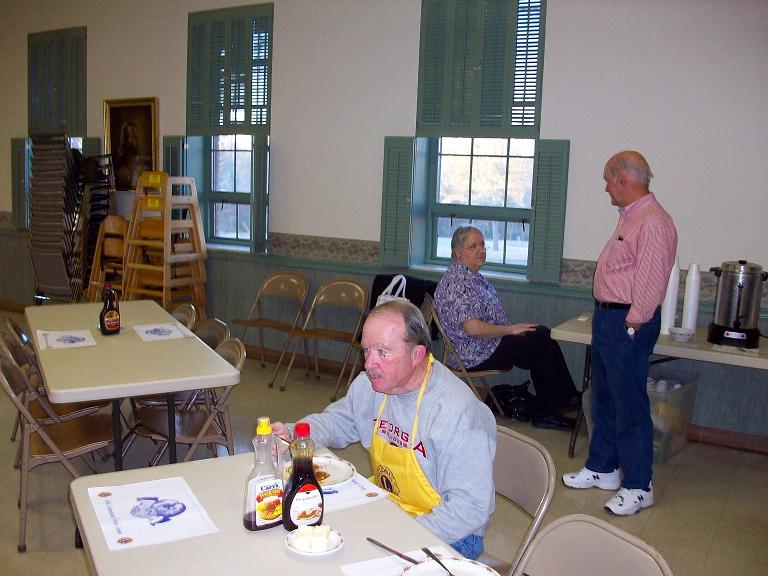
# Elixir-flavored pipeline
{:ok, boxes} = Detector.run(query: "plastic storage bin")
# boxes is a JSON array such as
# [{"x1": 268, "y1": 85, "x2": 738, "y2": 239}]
[
  {"x1": 647, "y1": 366, "x2": 699, "y2": 463},
  {"x1": 581, "y1": 366, "x2": 698, "y2": 464}
]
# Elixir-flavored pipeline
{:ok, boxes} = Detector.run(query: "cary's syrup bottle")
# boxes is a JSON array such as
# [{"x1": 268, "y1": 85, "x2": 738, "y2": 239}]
[
  {"x1": 282, "y1": 421, "x2": 324, "y2": 531},
  {"x1": 99, "y1": 283, "x2": 120, "y2": 335},
  {"x1": 242, "y1": 417, "x2": 284, "y2": 531}
]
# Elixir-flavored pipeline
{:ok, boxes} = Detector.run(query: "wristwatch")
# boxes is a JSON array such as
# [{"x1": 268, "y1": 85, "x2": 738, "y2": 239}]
[{"x1": 625, "y1": 326, "x2": 636, "y2": 337}]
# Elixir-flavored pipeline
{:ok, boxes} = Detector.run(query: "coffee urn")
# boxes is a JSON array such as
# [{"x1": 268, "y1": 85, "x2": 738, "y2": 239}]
[{"x1": 707, "y1": 260, "x2": 767, "y2": 348}]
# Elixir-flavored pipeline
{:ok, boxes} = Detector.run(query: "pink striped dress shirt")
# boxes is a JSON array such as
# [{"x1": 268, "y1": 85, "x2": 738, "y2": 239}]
[{"x1": 593, "y1": 193, "x2": 678, "y2": 324}]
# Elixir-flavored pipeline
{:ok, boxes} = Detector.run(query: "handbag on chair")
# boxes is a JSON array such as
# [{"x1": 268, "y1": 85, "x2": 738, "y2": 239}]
[{"x1": 375, "y1": 274, "x2": 409, "y2": 307}]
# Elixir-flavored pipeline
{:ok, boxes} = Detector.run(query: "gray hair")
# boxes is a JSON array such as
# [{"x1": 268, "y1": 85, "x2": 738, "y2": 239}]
[
  {"x1": 450, "y1": 225, "x2": 482, "y2": 260},
  {"x1": 606, "y1": 152, "x2": 653, "y2": 185},
  {"x1": 368, "y1": 300, "x2": 431, "y2": 351}
]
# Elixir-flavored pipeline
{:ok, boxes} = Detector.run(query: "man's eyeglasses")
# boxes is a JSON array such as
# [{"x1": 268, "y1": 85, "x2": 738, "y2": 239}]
[{"x1": 462, "y1": 242, "x2": 487, "y2": 252}]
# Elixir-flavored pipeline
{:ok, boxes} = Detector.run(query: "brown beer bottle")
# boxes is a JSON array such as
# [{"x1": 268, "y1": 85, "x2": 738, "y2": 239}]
[{"x1": 99, "y1": 283, "x2": 121, "y2": 335}]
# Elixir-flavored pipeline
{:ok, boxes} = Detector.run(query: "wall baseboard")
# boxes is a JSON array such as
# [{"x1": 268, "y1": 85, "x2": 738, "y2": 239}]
[{"x1": 688, "y1": 424, "x2": 768, "y2": 455}]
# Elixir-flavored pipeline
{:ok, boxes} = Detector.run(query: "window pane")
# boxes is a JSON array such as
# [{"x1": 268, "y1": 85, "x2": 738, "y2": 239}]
[
  {"x1": 214, "y1": 135, "x2": 235, "y2": 149},
  {"x1": 506, "y1": 157, "x2": 533, "y2": 208},
  {"x1": 504, "y1": 221, "x2": 529, "y2": 266},
  {"x1": 435, "y1": 216, "x2": 471, "y2": 259},
  {"x1": 237, "y1": 204, "x2": 251, "y2": 240},
  {"x1": 213, "y1": 203, "x2": 237, "y2": 238},
  {"x1": 213, "y1": 150, "x2": 235, "y2": 192},
  {"x1": 236, "y1": 134, "x2": 252, "y2": 150},
  {"x1": 437, "y1": 155, "x2": 470, "y2": 204},
  {"x1": 235, "y1": 151, "x2": 252, "y2": 192},
  {"x1": 471, "y1": 156, "x2": 506, "y2": 207},
  {"x1": 470, "y1": 220, "x2": 503, "y2": 264},
  {"x1": 440, "y1": 137, "x2": 471, "y2": 155},
  {"x1": 435, "y1": 217, "x2": 529, "y2": 267},
  {"x1": 509, "y1": 138, "x2": 535, "y2": 156},
  {"x1": 473, "y1": 138, "x2": 507, "y2": 156}
]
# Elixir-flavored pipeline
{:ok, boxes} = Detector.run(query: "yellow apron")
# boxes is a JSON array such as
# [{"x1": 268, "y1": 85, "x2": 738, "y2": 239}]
[{"x1": 369, "y1": 354, "x2": 441, "y2": 516}]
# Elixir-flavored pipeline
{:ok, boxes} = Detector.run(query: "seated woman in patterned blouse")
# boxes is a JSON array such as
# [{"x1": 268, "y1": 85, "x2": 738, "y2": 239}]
[{"x1": 434, "y1": 225, "x2": 579, "y2": 430}]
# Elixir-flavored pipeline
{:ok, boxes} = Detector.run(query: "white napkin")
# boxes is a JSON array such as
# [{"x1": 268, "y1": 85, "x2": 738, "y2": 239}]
[
  {"x1": 340, "y1": 546, "x2": 453, "y2": 576},
  {"x1": 36, "y1": 330, "x2": 96, "y2": 350},
  {"x1": 324, "y1": 473, "x2": 388, "y2": 512}
]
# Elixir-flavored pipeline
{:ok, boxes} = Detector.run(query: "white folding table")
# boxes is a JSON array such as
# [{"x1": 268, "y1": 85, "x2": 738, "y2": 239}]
[
  {"x1": 70, "y1": 452, "x2": 446, "y2": 576},
  {"x1": 551, "y1": 312, "x2": 768, "y2": 457},
  {"x1": 26, "y1": 300, "x2": 240, "y2": 469}
]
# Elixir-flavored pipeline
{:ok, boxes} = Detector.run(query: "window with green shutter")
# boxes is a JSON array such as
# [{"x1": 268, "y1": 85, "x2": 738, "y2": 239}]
[
  {"x1": 185, "y1": 4, "x2": 273, "y2": 252},
  {"x1": 382, "y1": 0, "x2": 567, "y2": 282}
]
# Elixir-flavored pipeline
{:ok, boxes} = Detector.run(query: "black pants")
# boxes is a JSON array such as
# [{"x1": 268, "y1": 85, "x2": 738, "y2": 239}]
[{"x1": 472, "y1": 325, "x2": 577, "y2": 417}]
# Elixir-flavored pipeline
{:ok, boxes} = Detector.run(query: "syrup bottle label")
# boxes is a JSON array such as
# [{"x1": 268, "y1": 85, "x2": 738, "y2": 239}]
[
  {"x1": 103, "y1": 310, "x2": 120, "y2": 332},
  {"x1": 289, "y1": 484, "x2": 323, "y2": 525},
  {"x1": 246, "y1": 477, "x2": 284, "y2": 527}
]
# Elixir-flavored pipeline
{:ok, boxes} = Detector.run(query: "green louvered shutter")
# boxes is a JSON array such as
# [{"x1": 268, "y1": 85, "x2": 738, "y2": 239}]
[
  {"x1": 417, "y1": 0, "x2": 449, "y2": 132},
  {"x1": 527, "y1": 139, "x2": 569, "y2": 283},
  {"x1": 187, "y1": 5, "x2": 272, "y2": 136},
  {"x1": 28, "y1": 27, "x2": 86, "y2": 136},
  {"x1": 82, "y1": 138, "x2": 101, "y2": 158},
  {"x1": 251, "y1": 134, "x2": 269, "y2": 252},
  {"x1": 417, "y1": 0, "x2": 541, "y2": 138},
  {"x1": 380, "y1": 137, "x2": 415, "y2": 267},
  {"x1": 11, "y1": 138, "x2": 30, "y2": 229}
]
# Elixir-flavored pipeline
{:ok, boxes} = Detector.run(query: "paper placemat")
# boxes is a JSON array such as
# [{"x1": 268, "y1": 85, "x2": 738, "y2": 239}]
[
  {"x1": 323, "y1": 473, "x2": 388, "y2": 512},
  {"x1": 88, "y1": 476, "x2": 217, "y2": 550},
  {"x1": 133, "y1": 323, "x2": 190, "y2": 342},
  {"x1": 340, "y1": 546, "x2": 453, "y2": 576},
  {"x1": 36, "y1": 329, "x2": 96, "y2": 350}
]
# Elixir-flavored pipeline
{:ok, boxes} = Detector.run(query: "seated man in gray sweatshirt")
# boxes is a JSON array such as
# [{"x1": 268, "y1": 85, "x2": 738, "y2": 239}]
[{"x1": 273, "y1": 300, "x2": 497, "y2": 559}]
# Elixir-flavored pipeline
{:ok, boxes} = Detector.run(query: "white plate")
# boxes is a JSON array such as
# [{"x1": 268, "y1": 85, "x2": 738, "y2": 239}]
[
  {"x1": 400, "y1": 556, "x2": 500, "y2": 576},
  {"x1": 313, "y1": 456, "x2": 356, "y2": 487},
  {"x1": 284, "y1": 528, "x2": 343, "y2": 556}
]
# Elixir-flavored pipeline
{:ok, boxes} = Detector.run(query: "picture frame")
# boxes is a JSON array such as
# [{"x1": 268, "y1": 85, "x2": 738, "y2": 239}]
[{"x1": 104, "y1": 97, "x2": 158, "y2": 191}]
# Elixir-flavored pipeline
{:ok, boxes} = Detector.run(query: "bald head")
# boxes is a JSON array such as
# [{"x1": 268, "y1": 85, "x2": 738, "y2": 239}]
[
  {"x1": 603, "y1": 151, "x2": 653, "y2": 207},
  {"x1": 605, "y1": 151, "x2": 653, "y2": 186}
]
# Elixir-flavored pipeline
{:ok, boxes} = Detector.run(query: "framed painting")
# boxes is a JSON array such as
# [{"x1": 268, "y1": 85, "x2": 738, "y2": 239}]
[{"x1": 104, "y1": 97, "x2": 158, "y2": 191}]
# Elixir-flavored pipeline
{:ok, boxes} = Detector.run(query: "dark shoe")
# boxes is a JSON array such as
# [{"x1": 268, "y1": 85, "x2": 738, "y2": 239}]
[
  {"x1": 558, "y1": 393, "x2": 581, "y2": 409},
  {"x1": 531, "y1": 414, "x2": 575, "y2": 430}
]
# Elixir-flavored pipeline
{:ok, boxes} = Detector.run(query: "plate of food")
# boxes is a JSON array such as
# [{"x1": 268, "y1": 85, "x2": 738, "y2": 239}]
[
  {"x1": 400, "y1": 555, "x2": 500, "y2": 576},
  {"x1": 285, "y1": 456, "x2": 356, "y2": 488},
  {"x1": 285, "y1": 525, "x2": 343, "y2": 556},
  {"x1": 312, "y1": 456, "x2": 356, "y2": 487}
]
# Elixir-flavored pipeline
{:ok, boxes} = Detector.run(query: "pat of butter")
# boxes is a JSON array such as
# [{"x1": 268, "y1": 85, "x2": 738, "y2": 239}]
[{"x1": 295, "y1": 525, "x2": 331, "y2": 553}]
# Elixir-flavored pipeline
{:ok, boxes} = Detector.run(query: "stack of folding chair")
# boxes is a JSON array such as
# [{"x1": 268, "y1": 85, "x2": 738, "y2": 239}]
[{"x1": 28, "y1": 134, "x2": 83, "y2": 303}]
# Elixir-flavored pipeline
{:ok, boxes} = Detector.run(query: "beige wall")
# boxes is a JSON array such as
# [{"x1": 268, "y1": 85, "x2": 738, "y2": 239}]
[{"x1": 1, "y1": 0, "x2": 767, "y2": 270}]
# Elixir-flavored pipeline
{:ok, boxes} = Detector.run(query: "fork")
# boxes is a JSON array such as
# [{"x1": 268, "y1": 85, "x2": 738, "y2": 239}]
[{"x1": 421, "y1": 547, "x2": 456, "y2": 576}]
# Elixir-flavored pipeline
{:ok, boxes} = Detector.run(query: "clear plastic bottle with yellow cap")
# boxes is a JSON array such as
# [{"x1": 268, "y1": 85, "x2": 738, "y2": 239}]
[{"x1": 242, "y1": 417, "x2": 284, "y2": 531}]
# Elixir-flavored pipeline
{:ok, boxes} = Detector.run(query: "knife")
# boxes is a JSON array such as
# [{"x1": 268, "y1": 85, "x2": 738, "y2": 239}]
[{"x1": 366, "y1": 537, "x2": 419, "y2": 564}]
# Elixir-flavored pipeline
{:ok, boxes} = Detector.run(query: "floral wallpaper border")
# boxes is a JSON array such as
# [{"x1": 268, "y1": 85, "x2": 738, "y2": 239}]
[{"x1": 1, "y1": 216, "x2": 762, "y2": 304}]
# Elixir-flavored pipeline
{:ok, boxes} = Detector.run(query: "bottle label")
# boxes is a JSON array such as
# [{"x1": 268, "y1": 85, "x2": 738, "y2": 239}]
[
  {"x1": 246, "y1": 477, "x2": 284, "y2": 526},
  {"x1": 103, "y1": 310, "x2": 120, "y2": 332},
  {"x1": 289, "y1": 483, "x2": 323, "y2": 525}
]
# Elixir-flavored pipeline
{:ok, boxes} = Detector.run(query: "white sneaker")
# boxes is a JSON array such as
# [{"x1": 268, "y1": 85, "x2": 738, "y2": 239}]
[
  {"x1": 562, "y1": 467, "x2": 621, "y2": 490},
  {"x1": 604, "y1": 484, "x2": 654, "y2": 516}
]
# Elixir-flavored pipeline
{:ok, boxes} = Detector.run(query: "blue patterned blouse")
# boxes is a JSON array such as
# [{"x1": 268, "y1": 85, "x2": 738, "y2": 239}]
[{"x1": 434, "y1": 262, "x2": 509, "y2": 368}]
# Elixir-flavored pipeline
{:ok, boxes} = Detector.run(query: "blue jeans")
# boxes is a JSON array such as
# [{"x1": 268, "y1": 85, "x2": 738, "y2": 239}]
[
  {"x1": 586, "y1": 307, "x2": 660, "y2": 490},
  {"x1": 450, "y1": 533, "x2": 483, "y2": 560}
]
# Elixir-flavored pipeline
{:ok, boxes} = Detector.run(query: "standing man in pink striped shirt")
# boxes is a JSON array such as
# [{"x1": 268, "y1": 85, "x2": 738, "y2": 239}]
[{"x1": 563, "y1": 151, "x2": 677, "y2": 515}]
